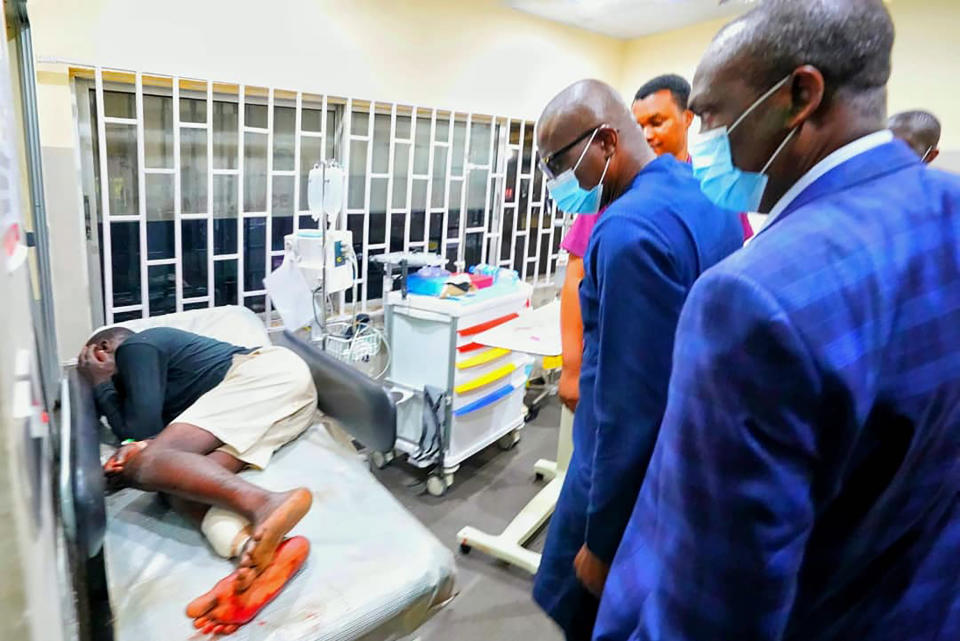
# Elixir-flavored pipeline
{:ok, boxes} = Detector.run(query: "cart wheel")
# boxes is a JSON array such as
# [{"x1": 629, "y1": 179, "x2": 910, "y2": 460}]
[
  {"x1": 370, "y1": 451, "x2": 389, "y2": 469},
  {"x1": 523, "y1": 405, "x2": 540, "y2": 423},
  {"x1": 497, "y1": 429, "x2": 522, "y2": 451},
  {"x1": 459, "y1": 542, "x2": 472, "y2": 554},
  {"x1": 427, "y1": 475, "x2": 447, "y2": 497}
]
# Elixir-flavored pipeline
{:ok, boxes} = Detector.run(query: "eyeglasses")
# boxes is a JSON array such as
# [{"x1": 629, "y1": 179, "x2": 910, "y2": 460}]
[{"x1": 539, "y1": 125, "x2": 601, "y2": 180}]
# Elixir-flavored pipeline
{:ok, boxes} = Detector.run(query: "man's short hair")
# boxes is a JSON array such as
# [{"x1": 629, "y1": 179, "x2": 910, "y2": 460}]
[
  {"x1": 721, "y1": 0, "x2": 894, "y2": 118},
  {"x1": 86, "y1": 326, "x2": 134, "y2": 346},
  {"x1": 888, "y1": 110, "x2": 942, "y2": 149},
  {"x1": 634, "y1": 74, "x2": 691, "y2": 111}
]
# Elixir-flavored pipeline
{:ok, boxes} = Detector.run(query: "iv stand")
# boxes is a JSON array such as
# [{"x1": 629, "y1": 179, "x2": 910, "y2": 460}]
[{"x1": 309, "y1": 160, "x2": 343, "y2": 350}]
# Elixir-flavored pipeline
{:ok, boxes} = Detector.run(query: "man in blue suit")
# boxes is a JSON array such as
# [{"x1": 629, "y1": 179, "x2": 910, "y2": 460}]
[
  {"x1": 531, "y1": 79, "x2": 744, "y2": 640},
  {"x1": 595, "y1": 1, "x2": 960, "y2": 640}
]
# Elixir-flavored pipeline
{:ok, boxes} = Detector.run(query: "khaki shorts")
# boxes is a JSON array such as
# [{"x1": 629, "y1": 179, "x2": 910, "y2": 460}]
[{"x1": 174, "y1": 346, "x2": 318, "y2": 469}]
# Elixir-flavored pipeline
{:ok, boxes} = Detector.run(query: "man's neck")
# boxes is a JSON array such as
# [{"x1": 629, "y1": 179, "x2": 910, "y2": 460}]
[
  {"x1": 673, "y1": 141, "x2": 690, "y2": 163},
  {"x1": 603, "y1": 148, "x2": 654, "y2": 207},
  {"x1": 760, "y1": 114, "x2": 885, "y2": 212}
]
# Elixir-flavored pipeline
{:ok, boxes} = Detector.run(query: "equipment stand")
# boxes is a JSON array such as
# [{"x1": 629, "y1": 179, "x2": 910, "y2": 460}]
[{"x1": 456, "y1": 405, "x2": 573, "y2": 574}]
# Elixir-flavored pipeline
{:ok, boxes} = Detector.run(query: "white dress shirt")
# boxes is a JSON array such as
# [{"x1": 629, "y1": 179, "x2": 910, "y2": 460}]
[{"x1": 758, "y1": 129, "x2": 894, "y2": 234}]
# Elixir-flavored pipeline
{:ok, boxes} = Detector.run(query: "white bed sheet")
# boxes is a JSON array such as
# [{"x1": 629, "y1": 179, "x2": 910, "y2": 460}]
[{"x1": 105, "y1": 423, "x2": 456, "y2": 641}]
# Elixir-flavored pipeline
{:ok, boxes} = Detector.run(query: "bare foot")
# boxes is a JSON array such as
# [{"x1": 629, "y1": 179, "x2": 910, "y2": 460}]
[
  {"x1": 235, "y1": 488, "x2": 312, "y2": 591},
  {"x1": 186, "y1": 536, "x2": 310, "y2": 634}
]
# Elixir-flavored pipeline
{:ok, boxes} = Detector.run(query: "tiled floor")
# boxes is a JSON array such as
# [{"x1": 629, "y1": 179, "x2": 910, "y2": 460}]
[{"x1": 372, "y1": 396, "x2": 565, "y2": 641}]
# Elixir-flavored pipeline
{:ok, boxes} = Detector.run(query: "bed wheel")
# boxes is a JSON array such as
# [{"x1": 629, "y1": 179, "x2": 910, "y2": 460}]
[
  {"x1": 427, "y1": 474, "x2": 447, "y2": 497},
  {"x1": 523, "y1": 405, "x2": 540, "y2": 423},
  {"x1": 459, "y1": 542, "x2": 472, "y2": 554},
  {"x1": 497, "y1": 429, "x2": 521, "y2": 451},
  {"x1": 535, "y1": 471, "x2": 545, "y2": 481},
  {"x1": 371, "y1": 450, "x2": 394, "y2": 469}
]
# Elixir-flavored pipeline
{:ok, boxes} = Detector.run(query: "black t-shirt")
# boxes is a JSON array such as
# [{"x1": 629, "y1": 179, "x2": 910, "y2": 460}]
[{"x1": 93, "y1": 327, "x2": 254, "y2": 440}]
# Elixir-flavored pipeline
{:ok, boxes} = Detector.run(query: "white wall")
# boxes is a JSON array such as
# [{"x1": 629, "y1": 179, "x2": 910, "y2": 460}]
[
  {"x1": 35, "y1": 65, "x2": 93, "y2": 359},
  {"x1": 27, "y1": 0, "x2": 960, "y2": 355},
  {"x1": 618, "y1": 0, "x2": 960, "y2": 170},
  {"x1": 618, "y1": 16, "x2": 726, "y2": 107},
  {"x1": 884, "y1": 0, "x2": 960, "y2": 167},
  {"x1": 30, "y1": 0, "x2": 626, "y2": 121},
  {"x1": 29, "y1": 0, "x2": 627, "y2": 357}
]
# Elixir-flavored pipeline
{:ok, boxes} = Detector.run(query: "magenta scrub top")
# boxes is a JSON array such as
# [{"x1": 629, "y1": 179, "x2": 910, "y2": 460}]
[
  {"x1": 562, "y1": 208, "x2": 752, "y2": 259},
  {"x1": 560, "y1": 211, "x2": 601, "y2": 258}
]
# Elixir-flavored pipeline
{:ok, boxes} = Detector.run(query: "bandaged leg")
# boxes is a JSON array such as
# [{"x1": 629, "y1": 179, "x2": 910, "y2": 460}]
[{"x1": 201, "y1": 507, "x2": 252, "y2": 559}]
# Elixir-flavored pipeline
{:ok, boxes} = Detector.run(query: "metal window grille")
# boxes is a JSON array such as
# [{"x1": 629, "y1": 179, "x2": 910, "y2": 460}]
[{"x1": 70, "y1": 65, "x2": 568, "y2": 324}]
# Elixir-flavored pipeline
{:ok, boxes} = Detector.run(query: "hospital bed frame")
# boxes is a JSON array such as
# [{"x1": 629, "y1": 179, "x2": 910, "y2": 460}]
[{"x1": 61, "y1": 332, "x2": 397, "y2": 640}]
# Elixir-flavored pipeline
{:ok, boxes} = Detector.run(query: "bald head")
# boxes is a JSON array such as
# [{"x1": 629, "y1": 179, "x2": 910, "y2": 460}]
[
  {"x1": 699, "y1": 0, "x2": 893, "y2": 119},
  {"x1": 538, "y1": 79, "x2": 636, "y2": 155},
  {"x1": 889, "y1": 110, "x2": 941, "y2": 162},
  {"x1": 536, "y1": 80, "x2": 651, "y2": 210}
]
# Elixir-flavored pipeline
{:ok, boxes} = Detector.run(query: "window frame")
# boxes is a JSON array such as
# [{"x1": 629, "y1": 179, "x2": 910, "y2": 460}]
[{"x1": 71, "y1": 65, "x2": 566, "y2": 325}]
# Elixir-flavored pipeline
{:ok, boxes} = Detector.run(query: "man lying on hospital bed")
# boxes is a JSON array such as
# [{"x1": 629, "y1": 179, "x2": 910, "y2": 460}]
[{"x1": 78, "y1": 325, "x2": 316, "y2": 635}]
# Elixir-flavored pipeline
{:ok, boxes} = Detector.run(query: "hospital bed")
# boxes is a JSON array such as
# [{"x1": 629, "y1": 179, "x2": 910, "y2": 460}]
[{"x1": 62, "y1": 305, "x2": 456, "y2": 641}]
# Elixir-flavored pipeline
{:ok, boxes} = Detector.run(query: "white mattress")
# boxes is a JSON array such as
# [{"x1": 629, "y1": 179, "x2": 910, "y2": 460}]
[
  {"x1": 100, "y1": 306, "x2": 457, "y2": 640},
  {"x1": 105, "y1": 423, "x2": 456, "y2": 640}
]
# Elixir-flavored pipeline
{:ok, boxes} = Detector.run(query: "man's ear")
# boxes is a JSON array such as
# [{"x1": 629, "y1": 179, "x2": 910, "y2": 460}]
[
  {"x1": 787, "y1": 65, "x2": 824, "y2": 129},
  {"x1": 97, "y1": 339, "x2": 112, "y2": 353},
  {"x1": 925, "y1": 148, "x2": 940, "y2": 164},
  {"x1": 682, "y1": 109, "x2": 694, "y2": 129},
  {"x1": 597, "y1": 127, "x2": 619, "y2": 159}
]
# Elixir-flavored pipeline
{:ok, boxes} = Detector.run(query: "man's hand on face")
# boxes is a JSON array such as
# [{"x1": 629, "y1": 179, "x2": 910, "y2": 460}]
[
  {"x1": 78, "y1": 344, "x2": 116, "y2": 386},
  {"x1": 574, "y1": 543, "x2": 610, "y2": 597}
]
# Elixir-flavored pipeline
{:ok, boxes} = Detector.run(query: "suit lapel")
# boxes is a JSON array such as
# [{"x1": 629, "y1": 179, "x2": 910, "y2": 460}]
[{"x1": 766, "y1": 141, "x2": 920, "y2": 232}]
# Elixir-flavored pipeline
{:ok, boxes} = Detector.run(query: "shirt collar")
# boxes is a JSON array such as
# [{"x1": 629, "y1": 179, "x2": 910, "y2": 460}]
[{"x1": 762, "y1": 129, "x2": 894, "y2": 231}]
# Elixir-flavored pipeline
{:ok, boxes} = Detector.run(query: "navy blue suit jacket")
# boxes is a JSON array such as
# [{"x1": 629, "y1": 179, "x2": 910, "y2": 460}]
[
  {"x1": 534, "y1": 154, "x2": 744, "y2": 634},
  {"x1": 596, "y1": 140, "x2": 960, "y2": 641}
]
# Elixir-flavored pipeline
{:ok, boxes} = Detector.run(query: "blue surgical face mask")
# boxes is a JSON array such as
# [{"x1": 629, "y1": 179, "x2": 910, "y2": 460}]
[
  {"x1": 691, "y1": 75, "x2": 797, "y2": 212},
  {"x1": 546, "y1": 128, "x2": 611, "y2": 214}
]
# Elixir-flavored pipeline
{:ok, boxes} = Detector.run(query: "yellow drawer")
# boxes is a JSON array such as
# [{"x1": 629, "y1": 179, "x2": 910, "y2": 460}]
[
  {"x1": 454, "y1": 362, "x2": 518, "y2": 395},
  {"x1": 456, "y1": 347, "x2": 510, "y2": 369}
]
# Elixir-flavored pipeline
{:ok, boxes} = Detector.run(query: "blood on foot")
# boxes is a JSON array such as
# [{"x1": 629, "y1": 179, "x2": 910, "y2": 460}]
[{"x1": 186, "y1": 536, "x2": 309, "y2": 634}]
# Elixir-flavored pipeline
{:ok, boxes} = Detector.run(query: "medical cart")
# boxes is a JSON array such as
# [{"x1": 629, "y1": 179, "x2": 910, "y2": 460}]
[
  {"x1": 380, "y1": 284, "x2": 534, "y2": 496},
  {"x1": 456, "y1": 300, "x2": 573, "y2": 574}
]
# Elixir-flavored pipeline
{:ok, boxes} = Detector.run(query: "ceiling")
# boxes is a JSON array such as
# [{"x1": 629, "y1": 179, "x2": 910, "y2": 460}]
[{"x1": 505, "y1": 0, "x2": 758, "y2": 39}]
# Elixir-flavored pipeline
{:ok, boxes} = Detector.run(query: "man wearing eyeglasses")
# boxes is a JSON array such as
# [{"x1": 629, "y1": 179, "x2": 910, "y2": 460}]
[{"x1": 531, "y1": 79, "x2": 744, "y2": 640}]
